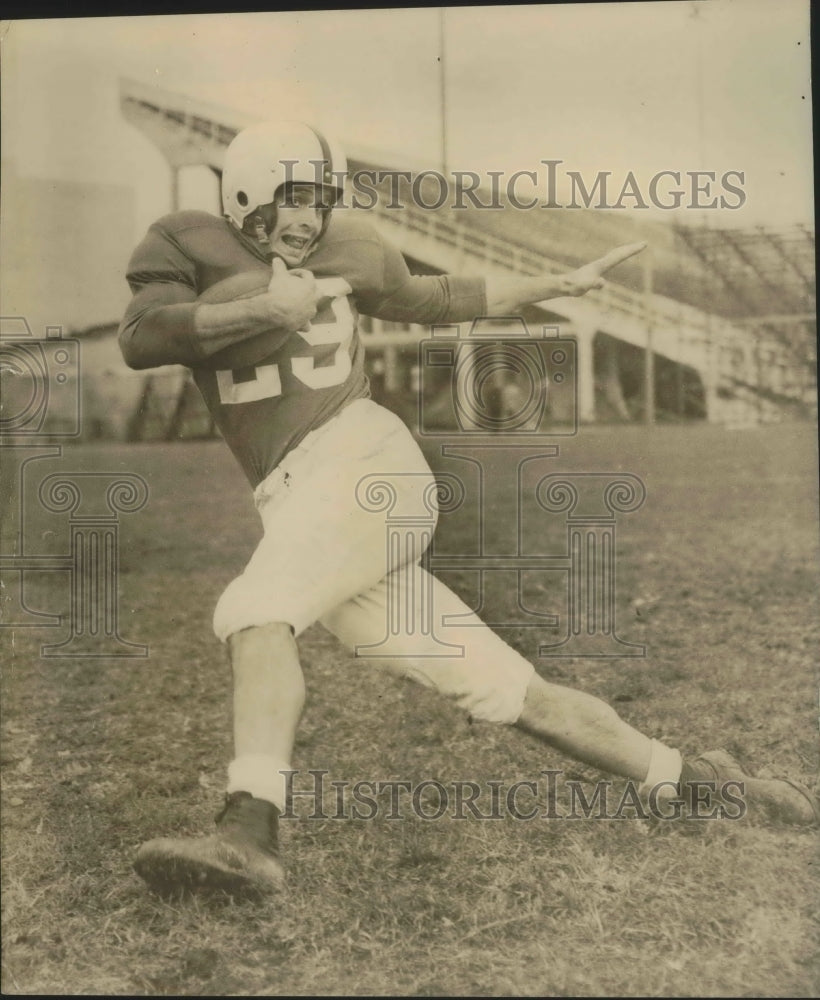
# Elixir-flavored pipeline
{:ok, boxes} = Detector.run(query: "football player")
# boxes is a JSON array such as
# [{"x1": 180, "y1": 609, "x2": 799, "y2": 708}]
[{"x1": 119, "y1": 121, "x2": 817, "y2": 897}]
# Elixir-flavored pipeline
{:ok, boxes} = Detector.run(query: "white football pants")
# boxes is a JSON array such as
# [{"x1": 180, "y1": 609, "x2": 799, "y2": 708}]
[{"x1": 213, "y1": 398, "x2": 534, "y2": 723}]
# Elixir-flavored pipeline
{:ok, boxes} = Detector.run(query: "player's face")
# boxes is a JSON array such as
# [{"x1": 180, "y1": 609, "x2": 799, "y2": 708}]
[{"x1": 267, "y1": 184, "x2": 326, "y2": 266}]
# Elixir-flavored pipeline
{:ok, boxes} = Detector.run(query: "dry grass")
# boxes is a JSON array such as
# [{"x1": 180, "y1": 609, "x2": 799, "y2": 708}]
[{"x1": 2, "y1": 422, "x2": 818, "y2": 995}]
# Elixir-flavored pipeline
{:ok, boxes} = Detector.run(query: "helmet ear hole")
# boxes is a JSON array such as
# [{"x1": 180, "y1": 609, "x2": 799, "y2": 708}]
[{"x1": 237, "y1": 191, "x2": 249, "y2": 208}]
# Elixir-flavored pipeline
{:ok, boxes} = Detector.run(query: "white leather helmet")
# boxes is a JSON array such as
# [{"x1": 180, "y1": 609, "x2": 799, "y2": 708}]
[{"x1": 221, "y1": 121, "x2": 347, "y2": 231}]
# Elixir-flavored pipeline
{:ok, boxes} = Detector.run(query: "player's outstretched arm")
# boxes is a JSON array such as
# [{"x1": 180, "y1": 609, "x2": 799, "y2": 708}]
[{"x1": 484, "y1": 242, "x2": 646, "y2": 314}]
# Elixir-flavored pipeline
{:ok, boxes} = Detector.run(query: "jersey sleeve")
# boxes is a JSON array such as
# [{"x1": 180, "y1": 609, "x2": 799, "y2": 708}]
[
  {"x1": 353, "y1": 227, "x2": 486, "y2": 325},
  {"x1": 118, "y1": 218, "x2": 203, "y2": 370}
]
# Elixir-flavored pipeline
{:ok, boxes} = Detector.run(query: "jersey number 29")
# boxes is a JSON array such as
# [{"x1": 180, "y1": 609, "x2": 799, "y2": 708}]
[{"x1": 215, "y1": 277, "x2": 354, "y2": 405}]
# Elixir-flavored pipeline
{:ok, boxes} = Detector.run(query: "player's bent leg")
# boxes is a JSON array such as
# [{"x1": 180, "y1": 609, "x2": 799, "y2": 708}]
[
  {"x1": 229, "y1": 622, "x2": 304, "y2": 800},
  {"x1": 321, "y1": 566, "x2": 817, "y2": 827},
  {"x1": 518, "y1": 678, "x2": 817, "y2": 826},
  {"x1": 321, "y1": 565, "x2": 535, "y2": 724},
  {"x1": 211, "y1": 399, "x2": 438, "y2": 641},
  {"x1": 516, "y1": 674, "x2": 654, "y2": 780},
  {"x1": 522, "y1": 677, "x2": 817, "y2": 824},
  {"x1": 322, "y1": 568, "x2": 657, "y2": 769},
  {"x1": 134, "y1": 622, "x2": 299, "y2": 896},
  {"x1": 135, "y1": 402, "x2": 445, "y2": 897}
]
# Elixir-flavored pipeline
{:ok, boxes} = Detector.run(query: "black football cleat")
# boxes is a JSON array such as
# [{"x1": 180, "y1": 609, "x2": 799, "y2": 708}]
[{"x1": 134, "y1": 791, "x2": 284, "y2": 898}]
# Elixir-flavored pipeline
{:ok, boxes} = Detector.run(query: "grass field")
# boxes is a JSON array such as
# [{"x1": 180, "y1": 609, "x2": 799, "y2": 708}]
[{"x1": 2, "y1": 420, "x2": 819, "y2": 996}]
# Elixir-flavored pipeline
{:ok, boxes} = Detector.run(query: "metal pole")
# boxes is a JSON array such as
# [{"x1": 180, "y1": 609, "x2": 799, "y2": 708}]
[
  {"x1": 643, "y1": 252, "x2": 655, "y2": 426},
  {"x1": 439, "y1": 8, "x2": 448, "y2": 176},
  {"x1": 755, "y1": 327, "x2": 763, "y2": 423},
  {"x1": 676, "y1": 303, "x2": 685, "y2": 419},
  {"x1": 170, "y1": 166, "x2": 180, "y2": 213}
]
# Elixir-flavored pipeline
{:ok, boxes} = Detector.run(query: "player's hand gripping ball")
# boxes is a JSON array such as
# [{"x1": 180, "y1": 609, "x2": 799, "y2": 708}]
[{"x1": 198, "y1": 259, "x2": 319, "y2": 333}]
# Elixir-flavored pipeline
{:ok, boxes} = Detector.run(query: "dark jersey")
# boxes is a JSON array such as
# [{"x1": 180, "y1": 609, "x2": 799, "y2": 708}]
[{"x1": 120, "y1": 210, "x2": 486, "y2": 486}]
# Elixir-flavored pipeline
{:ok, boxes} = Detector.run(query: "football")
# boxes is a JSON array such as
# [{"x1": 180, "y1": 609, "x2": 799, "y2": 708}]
[{"x1": 197, "y1": 269, "x2": 272, "y2": 304}]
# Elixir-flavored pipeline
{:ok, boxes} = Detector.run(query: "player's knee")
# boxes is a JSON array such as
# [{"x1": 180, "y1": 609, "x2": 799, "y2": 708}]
[
  {"x1": 213, "y1": 578, "x2": 243, "y2": 642},
  {"x1": 447, "y1": 665, "x2": 534, "y2": 725},
  {"x1": 213, "y1": 576, "x2": 296, "y2": 643},
  {"x1": 228, "y1": 620, "x2": 295, "y2": 654},
  {"x1": 466, "y1": 683, "x2": 531, "y2": 725}
]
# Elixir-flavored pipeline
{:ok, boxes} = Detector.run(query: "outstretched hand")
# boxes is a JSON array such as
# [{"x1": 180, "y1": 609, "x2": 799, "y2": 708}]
[{"x1": 558, "y1": 241, "x2": 647, "y2": 297}]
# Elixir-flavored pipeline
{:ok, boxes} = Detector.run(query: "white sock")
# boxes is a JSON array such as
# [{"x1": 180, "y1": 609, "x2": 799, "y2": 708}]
[
  {"x1": 227, "y1": 754, "x2": 290, "y2": 811},
  {"x1": 640, "y1": 739, "x2": 683, "y2": 793}
]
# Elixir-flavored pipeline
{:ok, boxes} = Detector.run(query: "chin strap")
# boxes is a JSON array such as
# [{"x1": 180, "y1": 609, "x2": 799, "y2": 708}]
[
  {"x1": 235, "y1": 207, "x2": 330, "y2": 259},
  {"x1": 251, "y1": 215, "x2": 271, "y2": 247}
]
